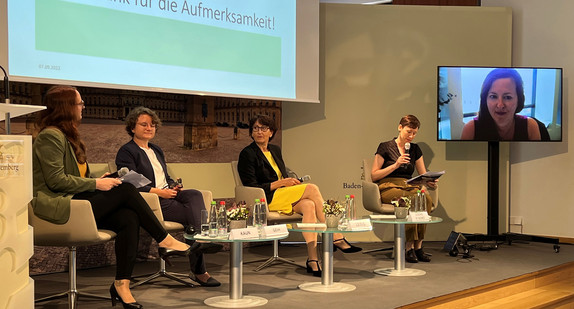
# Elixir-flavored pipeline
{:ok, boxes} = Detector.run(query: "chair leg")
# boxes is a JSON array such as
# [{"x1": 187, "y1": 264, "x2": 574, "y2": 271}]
[
  {"x1": 245, "y1": 239, "x2": 305, "y2": 271},
  {"x1": 131, "y1": 257, "x2": 194, "y2": 288},
  {"x1": 35, "y1": 247, "x2": 110, "y2": 309}
]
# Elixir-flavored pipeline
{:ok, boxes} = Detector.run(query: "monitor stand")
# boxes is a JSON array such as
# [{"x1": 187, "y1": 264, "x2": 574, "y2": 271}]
[{"x1": 463, "y1": 142, "x2": 560, "y2": 253}]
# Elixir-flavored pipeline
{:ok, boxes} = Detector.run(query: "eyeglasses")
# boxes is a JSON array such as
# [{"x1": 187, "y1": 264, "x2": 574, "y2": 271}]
[
  {"x1": 137, "y1": 122, "x2": 156, "y2": 128},
  {"x1": 252, "y1": 126, "x2": 269, "y2": 132},
  {"x1": 76, "y1": 101, "x2": 85, "y2": 108}
]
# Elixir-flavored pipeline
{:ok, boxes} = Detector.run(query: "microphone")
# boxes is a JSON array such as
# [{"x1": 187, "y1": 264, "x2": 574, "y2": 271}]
[
  {"x1": 118, "y1": 167, "x2": 129, "y2": 178},
  {"x1": 298, "y1": 175, "x2": 311, "y2": 182},
  {"x1": 402, "y1": 143, "x2": 411, "y2": 168},
  {"x1": 106, "y1": 167, "x2": 129, "y2": 178}
]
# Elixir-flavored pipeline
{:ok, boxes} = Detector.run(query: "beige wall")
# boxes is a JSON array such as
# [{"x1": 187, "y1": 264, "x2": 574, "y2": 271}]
[
  {"x1": 282, "y1": 4, "x2": 513, "y2": 241},
  {"x1": 96, "y1": 4, "x2": 514, "y2": 242},
  {"x1": 484, "y1": 0, "x2": 574, "y2": 238}
]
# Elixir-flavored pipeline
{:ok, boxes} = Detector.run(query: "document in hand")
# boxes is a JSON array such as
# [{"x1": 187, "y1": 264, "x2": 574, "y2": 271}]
[
  {"x1": 120, "y1": 170, "x2": 152, "y2": 188},
  {"x1": 406, "y1": 170, "x2": 445, "y2": 184}
]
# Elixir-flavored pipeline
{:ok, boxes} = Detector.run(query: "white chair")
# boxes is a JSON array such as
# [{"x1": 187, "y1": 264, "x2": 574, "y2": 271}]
[
  {"x1": 362, "y1": 158, "x2": 395, "y2": 216},
  {"x1": 29, "y1": 200, "x2": 117, "y2": 309},
  {"x1": 130, "y1": 191, "x2": 213, "y2": 287},
  {"x1": 107, "y1": 161, "x2": 214, "y2": 287},
  {"x1": 231, "y1": 161, "x2": 305, "y2": 271},
  {"x1": 361, "y1": 158, "x2": 439, "y2": 253}
]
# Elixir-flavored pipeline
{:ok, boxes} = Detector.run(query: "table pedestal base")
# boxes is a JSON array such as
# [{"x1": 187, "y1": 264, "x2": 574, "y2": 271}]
[
  {"x1": 373, "y1": 268, "x2": 426, "y2": 277},
  {"x1": 204, "y1": 296, "x2": 268, "y2": 308},
  {"x1": 298, "y1": 282, "x2": 356, "y2": 293}
]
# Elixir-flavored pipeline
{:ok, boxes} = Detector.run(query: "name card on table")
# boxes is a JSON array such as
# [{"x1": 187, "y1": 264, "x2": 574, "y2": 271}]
[
  {"x1": 229, "y1": 227, "x2": 260, "y2": 240},
  {"x1": 408, "y1": 211, "x2": 431, "y2": 222},
  {"x1": 348, "y1": 219, "x2": 373, "y2": 231},
  {"x1": 261, "y1": 224, "x2": 289, "y2": 238}
]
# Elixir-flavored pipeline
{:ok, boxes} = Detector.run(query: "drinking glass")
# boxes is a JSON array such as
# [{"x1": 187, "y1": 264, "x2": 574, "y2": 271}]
[{"x1": 200, "y1": 209, "x2": 209, "y2": 236}]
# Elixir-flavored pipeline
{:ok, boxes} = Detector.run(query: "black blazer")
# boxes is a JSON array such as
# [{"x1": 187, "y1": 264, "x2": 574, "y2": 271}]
[
  {"x1": 115, "y1": 140, "x2": 175, "y2": 192},
  {"x1": 237, "y1": 142, "x2": 288, "y2": 203}
]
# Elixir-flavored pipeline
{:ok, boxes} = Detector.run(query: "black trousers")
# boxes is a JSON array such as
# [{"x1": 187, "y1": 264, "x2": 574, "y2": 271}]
[
  {"x1": 73, "y1": 183, "x2": 168, "y2": 280},
  {"x1": 160, "y1": 189, "x2": 207, "y2": 274}
]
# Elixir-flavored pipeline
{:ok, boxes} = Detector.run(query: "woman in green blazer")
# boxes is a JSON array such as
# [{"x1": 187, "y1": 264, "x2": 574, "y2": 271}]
[{"x1": 31, "y1": 86, "x2": 191, "y2": 309}]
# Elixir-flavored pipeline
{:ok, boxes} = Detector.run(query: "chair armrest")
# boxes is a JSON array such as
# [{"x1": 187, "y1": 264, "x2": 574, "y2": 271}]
[
  {"x1": 361, "y1": 180, "x2": 396, "y2": 215},
  {"x1": 140, "y1": 192, "x2": 187, "y2": 232},
  {"x1": 140, "y1": 192, "x2": 164, "y2": 221},
  {"x1": 422, "y1": 185, "x2": 439, "y2": 212},
  {"x1": 362, "y1": 180, "x2": 382, "y2": 212},
  {"x1": 235, "y1": 186, "x2": 265, "y2": 206},
  {"x1": 199, "y1": 190, "x2": 213, "y2": 212},
  {"x1": 28, "y1": 200, "x2": 113, "y2": 246}
]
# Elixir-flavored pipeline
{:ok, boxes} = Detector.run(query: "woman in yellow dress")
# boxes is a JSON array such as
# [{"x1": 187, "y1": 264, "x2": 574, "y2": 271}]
[{"x1": 237, "y1": 115, "x2": 362, "y2": 277}]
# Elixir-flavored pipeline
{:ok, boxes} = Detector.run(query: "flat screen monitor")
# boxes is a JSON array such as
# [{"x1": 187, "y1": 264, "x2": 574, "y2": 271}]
[{"x1": 437, "y1": 66, "x2": 562, "y2": 142}]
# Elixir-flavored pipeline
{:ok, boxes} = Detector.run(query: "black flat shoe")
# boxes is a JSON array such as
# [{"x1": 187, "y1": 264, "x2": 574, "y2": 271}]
[
  {"x1": 415, "y1": 248, "x2": 431, "y2": 262},
  {"x1": 189, "y1": 274, "x2": 221, "y2": 287},
  {"x1": 333, "y1": 238, "x2": 362, "y2": 253},
  {"x1": 406, "y1": 249, "x2": 418, "y2": 263},
  {"x1": 306, "y1": 259, "x2": 322, "y2": 277},
  {"x1": 110, "y1": 283, "x2": 143, "y2": 309}
]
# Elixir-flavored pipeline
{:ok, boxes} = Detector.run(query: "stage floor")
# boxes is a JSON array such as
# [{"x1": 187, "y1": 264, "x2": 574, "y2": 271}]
[{"x1": 33, "y1": 240, "x2": 574, "y2": 309}]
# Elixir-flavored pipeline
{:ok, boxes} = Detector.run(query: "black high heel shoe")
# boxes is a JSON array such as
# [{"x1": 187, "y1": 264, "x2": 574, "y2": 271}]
[
  {"x1": 110, "y1": 283, "x2": 143, "y2": 309},
  {"x1": 333, "y1": 238, "x2": 362, "y2": 253},
  {"x1": 306, "y1": 259, "x2": 322, "y2": 277},
  {"x1": 158, "y1": 246, "x2": 191, "y2": 266},
  {"x1": 158, "y1": 246, "x2": 191, "y2": 259}
]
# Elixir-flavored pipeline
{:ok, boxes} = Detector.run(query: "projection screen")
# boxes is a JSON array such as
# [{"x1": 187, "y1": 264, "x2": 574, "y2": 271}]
[{"x1": 0, "y1": 0, "x2": 319, "y2": 103}]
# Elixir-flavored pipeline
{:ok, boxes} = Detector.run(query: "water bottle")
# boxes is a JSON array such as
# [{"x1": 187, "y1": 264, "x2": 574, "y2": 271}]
[
  {"x1": 209, "y1": 201, "x2": 218, "y2": 237},
  {"x1": 253, "y1": 199, "x2": 261, "y2": 227},
  {"x1": 414, "y1": 190, "x2": 422, "y2": 212},
  {"x1": 259, "y1": 198, "x2": 268, "y2": 228},
  {"x1": 339, "y1": 195, "x2": 351, "y2": 230},
  {"x1": 420, "y1": 189, "x2": 427, "y2": 213},
  {"x1": 217, "y1": 201, "x2": 228, "y2": 237},
  {"x1": 349, "y1": 194, "x2": 356, "y2": 220}
]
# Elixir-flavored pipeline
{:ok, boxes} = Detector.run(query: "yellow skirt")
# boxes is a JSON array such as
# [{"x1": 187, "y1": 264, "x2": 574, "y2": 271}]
[{"x1": 268, "y1": 184, "x2": 308, "y2": 215}]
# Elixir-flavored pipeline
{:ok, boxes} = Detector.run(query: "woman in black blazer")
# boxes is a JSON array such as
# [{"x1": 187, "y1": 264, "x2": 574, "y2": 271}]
[
  {"x1": 115, "y1": 107, "x2": 220, "y2": 287},
  {"x1": 238, "y1": 115, "x2": 362, "y2": 277}
]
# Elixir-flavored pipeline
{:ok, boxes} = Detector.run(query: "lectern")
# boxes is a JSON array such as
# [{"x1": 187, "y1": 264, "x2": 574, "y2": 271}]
[{"x1": 0, "y1": 103, "x2": 45, "y2": 309}]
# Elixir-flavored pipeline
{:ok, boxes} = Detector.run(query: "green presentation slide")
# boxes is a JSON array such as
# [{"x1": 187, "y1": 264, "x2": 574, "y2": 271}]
[{"x1": 35, "y1": 0, "x2": 282, "y2": 77}]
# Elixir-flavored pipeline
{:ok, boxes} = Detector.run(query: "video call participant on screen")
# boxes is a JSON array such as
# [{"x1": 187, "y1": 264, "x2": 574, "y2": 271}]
[
  {"x1": 237, "y1": 115, "x2": 362, "y2": 277},
  {"x1": 32, "y1": 86, "x2": 191, "y2": 309},
  {"x1": 115, "y1": 106, "x2": 221, "y2": 287},
  {"x1": 461, "y1": 68, "x2": 543, "y2": 141},
  {"x1": 371, "y1": 115, "x2": 438, "y2": 263}
]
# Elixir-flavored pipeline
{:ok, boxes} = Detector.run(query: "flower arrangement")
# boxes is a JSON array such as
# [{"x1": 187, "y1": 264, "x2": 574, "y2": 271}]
[
  {"x1": 226, "y1": 201, "x2": 250, "y2": 221},
  {"x1": 322, "y1": 199, "x2": 345, "y2": 216},
  {"x1": 391, "y1": 196, "x2": 411, "y2": 208}
]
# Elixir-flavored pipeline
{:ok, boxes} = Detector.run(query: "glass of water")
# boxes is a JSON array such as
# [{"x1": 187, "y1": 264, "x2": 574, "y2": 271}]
[{"x1": 200, "y1": 209, "x2": 210, "y2": 236}]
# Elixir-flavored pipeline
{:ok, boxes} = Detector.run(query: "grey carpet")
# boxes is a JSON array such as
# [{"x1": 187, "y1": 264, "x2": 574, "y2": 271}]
[{"x1": 33, "y1": 240, "x2": 574, "y2": 308}]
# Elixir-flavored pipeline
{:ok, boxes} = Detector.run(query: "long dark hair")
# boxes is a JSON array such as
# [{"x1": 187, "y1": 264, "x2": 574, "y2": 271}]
[
  {"x1": 35, "y1": 85, "x2": 87, "y2": 163},
  {"x1": 477, "y1": 68, "x2": 525, "y2": 127}
]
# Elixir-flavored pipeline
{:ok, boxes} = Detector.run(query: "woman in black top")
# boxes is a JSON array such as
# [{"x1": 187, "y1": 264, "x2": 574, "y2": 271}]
[
  {"x1": 371, "y1": 115, "x2": 438, "y2": 263},
  {"x1": 461, "y1": 68, "x2": 542, "y2": 141}
]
